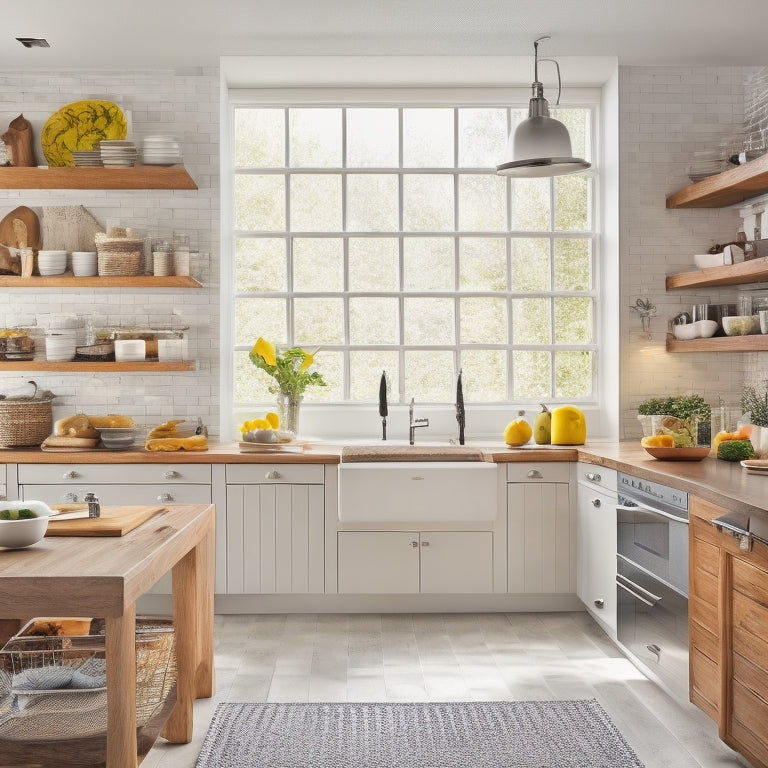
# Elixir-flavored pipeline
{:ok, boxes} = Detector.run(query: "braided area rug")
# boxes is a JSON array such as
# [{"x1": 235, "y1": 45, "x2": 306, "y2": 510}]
[{"x1": 195, "y1": 699, "x2": 644, "y2": 767}]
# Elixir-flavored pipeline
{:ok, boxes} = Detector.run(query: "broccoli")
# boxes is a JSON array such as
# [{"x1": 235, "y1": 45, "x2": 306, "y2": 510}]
[
  {"x1": 0, "y1": 508, "x2": 38, "y2": 520},
  {"x1": 716, "y1": 439, "x2": 755, "y2": 462}
]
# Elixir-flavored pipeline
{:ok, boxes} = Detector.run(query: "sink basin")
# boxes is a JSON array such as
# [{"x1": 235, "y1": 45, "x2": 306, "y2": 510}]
[
  {"x1": 338, "y1": 439, "x2": 489, "y2": 463},
  {"x1": 338, "y1": 461, "x2": 499, "y2": 522}
]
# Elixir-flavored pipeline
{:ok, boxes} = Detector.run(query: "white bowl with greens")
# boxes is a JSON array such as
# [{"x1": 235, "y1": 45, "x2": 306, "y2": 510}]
[{"x1": 0, "y1": 501, "x2": 54, "y2": 549}]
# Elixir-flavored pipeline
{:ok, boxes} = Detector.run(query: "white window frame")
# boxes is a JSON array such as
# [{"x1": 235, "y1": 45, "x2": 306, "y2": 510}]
[{"x1": 220, "y1": 66, "x2": 614, "y2": 444}]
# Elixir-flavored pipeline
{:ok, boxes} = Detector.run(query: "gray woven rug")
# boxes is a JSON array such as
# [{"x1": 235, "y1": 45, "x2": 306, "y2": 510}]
[{"x1": 195, "y1": 699, "x2": 644, "y2": 767}]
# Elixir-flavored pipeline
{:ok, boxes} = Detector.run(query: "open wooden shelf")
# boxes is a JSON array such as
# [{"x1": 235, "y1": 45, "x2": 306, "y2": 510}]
[
  {"x1": 666, "y1": 334, "x2": 768, "y2": 353},
  {"x1": 0, "y1": 274, "x2": 202, "y2": 288},
  {"x1": 0, "y1": 165, "x2": 197, "y2": 190},
  {"x1": 0, "y1": 361, "x2": 194, "y2": 372},
  {"x1": 666, "y1": 153, "x2": 768, "y2": 209},
  {"x1": 665, "y1": 256, "x2": 768, "y2": 289}
]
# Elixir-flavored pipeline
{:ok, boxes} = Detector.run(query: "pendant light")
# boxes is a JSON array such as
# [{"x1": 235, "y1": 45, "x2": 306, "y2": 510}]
[{"x1": 497, "y1": 37, "x2": 590, "y2": 178}]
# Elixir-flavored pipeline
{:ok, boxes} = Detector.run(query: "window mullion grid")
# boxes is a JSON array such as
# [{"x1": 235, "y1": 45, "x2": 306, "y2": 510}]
[
  {"x1": 341, "y1": 106, "x2": 351, "y2": 400},
  {"x1": 397, "y1": 107, "x2": 406, "y2": 403},
  {"x1": 284, "y1": 107, "x2": 293, "y2": 346},
  {"x1": 452, "y1": 107, "x2": 460, "y2": 382},
  {"x1": 504, "y1": 105, "x2": 514, "y2": 402}
]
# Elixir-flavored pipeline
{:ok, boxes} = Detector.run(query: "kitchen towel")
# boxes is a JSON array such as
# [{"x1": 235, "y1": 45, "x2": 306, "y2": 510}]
[{"x1": 195, "y1": 699, "x2": 644, "y2": 767}]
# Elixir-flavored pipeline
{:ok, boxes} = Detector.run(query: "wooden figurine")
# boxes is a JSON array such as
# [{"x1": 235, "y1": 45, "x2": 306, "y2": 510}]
[{"x1": 2, "y1": 114, "x2": 36, "y2": 167}]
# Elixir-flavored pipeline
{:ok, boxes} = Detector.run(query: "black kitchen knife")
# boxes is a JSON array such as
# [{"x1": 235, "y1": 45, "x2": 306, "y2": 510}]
[
  {"x1": 456, "y1": 369, "x2": 465, "y2": 445},
  {"x1": 379, "y1": 370, "x2": 388, "y2": 440}
]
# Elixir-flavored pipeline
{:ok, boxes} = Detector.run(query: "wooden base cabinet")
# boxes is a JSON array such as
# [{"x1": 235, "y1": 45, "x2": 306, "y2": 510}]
[{"x1": 689, "y1": 496, "x2": 768, "y2": 768}]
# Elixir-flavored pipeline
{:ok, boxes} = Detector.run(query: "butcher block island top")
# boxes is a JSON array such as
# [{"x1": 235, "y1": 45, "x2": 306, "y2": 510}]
[{"x1": 0, "y1": 503, "x2": 215, "y2": 768}]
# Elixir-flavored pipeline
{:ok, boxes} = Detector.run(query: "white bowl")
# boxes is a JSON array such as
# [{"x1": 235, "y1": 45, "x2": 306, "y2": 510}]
[
  {"x1": 722, "y1": 314, "x2": 760, "y2": 336},
  {"x1": 0, "y1": 501, "x2": 54, "y2": 548},
  {"x1": 71, "y1": 251, "x2": 98, "y2": 277},
  {"x1": 673, "y1": 323, "x2": 697, "y2": 340},
  {"x1": 694, "y1": 252, "x2": 726, "y2": 269},
  {"x1": 693, "y1": 319, "x2": 719, "y2": 338},
  {"x1": 114, "y1": 339, "x2": 146, "y2": 362},
  {"x1": 98, "y1": 428, "x2": 140, "y2": 449}
]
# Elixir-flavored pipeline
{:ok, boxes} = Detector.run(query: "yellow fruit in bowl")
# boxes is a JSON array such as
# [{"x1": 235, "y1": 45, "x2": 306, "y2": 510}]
[
  {"x1": 641, "y1": 434, "x2": 675, "y2": 448},
  {"x1": 504, "y1": 418, "x2": 532, "y2": 446},
  {"x1": 265, "y1": 412, "x2": 280, "y2": 429}
]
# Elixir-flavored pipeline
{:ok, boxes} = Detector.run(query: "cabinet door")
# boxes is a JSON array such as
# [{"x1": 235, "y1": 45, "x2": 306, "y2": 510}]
[
  {"x1": 507, "y1": 482, "x2": 572, "y2": 593},
  {"x1": 337, "y1": 531, "x2": 419, "y2": 594},
  {"x1": 576, "y1": 483, "x2": 617, "y2": 634},
  {"x1": 226, "y1": 484, "x2": 324, "y2": 595},
  {"x1": 419, "y1": 531, "x2": 493, "y2": 593}
]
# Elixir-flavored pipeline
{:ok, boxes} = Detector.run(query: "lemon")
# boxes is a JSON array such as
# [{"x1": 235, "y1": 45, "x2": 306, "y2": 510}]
[
  {"x1": 265, "y1": 411, "x2": 280, "y2": 429},
  {"x1": 641, "y1": 434, "x2": 674, "y2": 448},
  {"x1": 504, "y1": 418, "x2": 532, "y2": 446}
]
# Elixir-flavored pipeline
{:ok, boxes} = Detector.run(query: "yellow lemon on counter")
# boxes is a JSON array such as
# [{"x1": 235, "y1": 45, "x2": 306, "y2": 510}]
[
  {"x1": 504, "y1": 418, "x2": 532, "y2": 446},
  {"x1": 641, "y1": 434, "x2": 675, "y2": 448}
]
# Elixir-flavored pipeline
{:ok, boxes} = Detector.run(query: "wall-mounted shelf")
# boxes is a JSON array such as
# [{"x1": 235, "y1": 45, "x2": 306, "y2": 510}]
[
  {"x1": 0, "y1": 165, "x2": 197, "y2": 190},
  {"x1": 666, "y1": 335, "x2": 768, "y2": 353},
  {"x1": 0, "y1": 275, "x2": 202, "y2": 289},
  {"x1": 0, "y1": 361, "x2": 194, "y2": 372},
  {"x1": 666, "y1": 154, "x2": 768, "y2": 209},
  {"x1": 666, "y1": 256, "x2": 768, "y2": 289}
]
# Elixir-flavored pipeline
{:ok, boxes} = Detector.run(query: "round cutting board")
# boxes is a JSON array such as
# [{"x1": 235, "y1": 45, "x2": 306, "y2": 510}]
[
  {"x1": 0, "y1": 206, "x2": 40, "y2": 249},
  {"x1": 41, "y1": 100, "x2": 128, "y2": 167}
]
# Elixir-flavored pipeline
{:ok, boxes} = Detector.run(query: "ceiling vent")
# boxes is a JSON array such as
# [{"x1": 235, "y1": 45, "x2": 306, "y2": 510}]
[{"x1": 16, "y1": 38, "x2": 50, "y2": 48}]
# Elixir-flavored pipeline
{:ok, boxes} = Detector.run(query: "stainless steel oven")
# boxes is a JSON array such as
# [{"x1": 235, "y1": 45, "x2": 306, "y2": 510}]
[{"x1": 616, "y1": 472, "x2": 689, "y2": 701}]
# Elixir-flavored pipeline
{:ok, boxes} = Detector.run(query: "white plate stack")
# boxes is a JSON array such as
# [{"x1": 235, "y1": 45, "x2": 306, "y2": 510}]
[
  {"x1": 71, "y1": 150, "x2": 103, "y2": 167},
  {"x1": 140, "y1": 135, "x2": 182, "y2": 166},
  {"x1": 99, "y1": 140, "x2": 138, "y2": 167},
  {"x1": 45, "y1": 332, "x2": 77, "y2": 362}
]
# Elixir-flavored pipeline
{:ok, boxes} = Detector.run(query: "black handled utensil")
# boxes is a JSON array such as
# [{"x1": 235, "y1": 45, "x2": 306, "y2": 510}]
[
  {"x1": 379, "y1": 370, "x2": 388, "y2": 440},
  {"x1": 456, "y1": 369, "x2": 465, "y2": 445}
]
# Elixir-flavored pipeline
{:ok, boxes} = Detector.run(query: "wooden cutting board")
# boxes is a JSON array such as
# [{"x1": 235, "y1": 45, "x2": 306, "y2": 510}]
[
  {"x1": 46, "y1": 505, "x2": 167, "y2": 537},
  {"x1": 0, "y1": 205, "x2": 40, "y2": 249}
]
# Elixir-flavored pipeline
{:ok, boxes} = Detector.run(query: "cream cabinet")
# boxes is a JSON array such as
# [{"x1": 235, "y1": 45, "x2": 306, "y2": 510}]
[
  {"x1": 337, "y1": 530, "x2": 493, "y2": 594},
  {"x1": 506, "y1": 462, "x2": 573, "y2": 594},
  {"x1": 575, "y1": 463, "x2": 617, "y2": 635},
  {"x1": 224, "y1": 464, "x2": 325, "y2": 594}
]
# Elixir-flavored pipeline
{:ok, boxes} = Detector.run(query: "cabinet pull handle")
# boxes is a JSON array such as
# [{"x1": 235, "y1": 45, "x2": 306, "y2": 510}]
[
  {"x1": 64, "y1": 492, "x2": 78, "y2": 502},
  {"x1": 592, "y1": 498, "x2": 601, "y2": 507},
  {"x1": 421, "y1": 540, "x2": 430, "y2": 547},
  {"x1": 586, "y1": 472, "x2": 601, "y2": 482},
  {"x1": 164, "y1": 470, "x2": 180, "y2": 479},
  {"x1": 63, "y1": 470, "x2": 79, "y2": 480},
  {"x1": 411, "y1": 541, "x2": 419, "y2": 548},
  {"x1": 158, "y1": 493, "x2": 174, "y2": 503},
  {"x1": 593, "y1": 599, "x2": 604, "y2": 609},
  {"x1": 526, "y1": 469, "x2": 543, "y2": 479},
  {"x1": 265, "y1": 470, "x2": 281, "y2": 480}
]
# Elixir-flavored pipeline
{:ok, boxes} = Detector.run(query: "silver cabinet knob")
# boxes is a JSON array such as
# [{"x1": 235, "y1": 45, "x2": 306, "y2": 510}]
[
  {"x1": 164, "y1": 470, "x2": 180, "y2": 479},
  {"x1": 158, "y1": 493, "x2": 174, "y2": 503},
  {"x1": 265, "y1": 470, "x2": 281, "y2": 480},
  {"x1": 421, "y1": 540, "x2": 430, "y2": 547},
  {"x1": 592, "y1": 498, "x2": 601, "y2": 507},
  {"x1": 594, "y1": 599, "x2": 604, "y2": 609},
  {"x1": 411, "y1": 541, "x2": 419, "y2": 548},
  {"x1": 526, "y1": 469, "x2": 543, "y2": 479},
  {"x1": 64, "y1": 492, "x2": 78, "y2": 502},
  {"x1": 586, "y1": 472, "x2": 601, "y2": 482},
  {"x1": 63, "y1": 470, "x2": 79, "y2": 480}
]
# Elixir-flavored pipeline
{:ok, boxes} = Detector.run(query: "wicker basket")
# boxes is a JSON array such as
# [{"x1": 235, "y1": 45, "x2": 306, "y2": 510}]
[
  {"x1": 0, "y1": 385, "x2": 54, "y2": 448},
  {"x1": 94, "y1": 235, "x2": 144, "y2": 276},
  {"x1": 0, "y1": 616, "x2": 177, "y2": 758}
]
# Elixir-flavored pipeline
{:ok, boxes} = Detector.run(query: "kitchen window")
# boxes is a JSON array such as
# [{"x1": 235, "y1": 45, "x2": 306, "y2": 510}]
[{"x1": 228, "y1": 95, "x2": 597, "y2": 413}]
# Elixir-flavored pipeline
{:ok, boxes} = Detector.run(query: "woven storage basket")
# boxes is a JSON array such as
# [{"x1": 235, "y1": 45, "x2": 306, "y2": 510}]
[
  {"x1": 94, "y1": 235, "x2": 144, "y2": 276},
  {"x1": 0, "y1": 389, "x2": 54, "y2": 448}
]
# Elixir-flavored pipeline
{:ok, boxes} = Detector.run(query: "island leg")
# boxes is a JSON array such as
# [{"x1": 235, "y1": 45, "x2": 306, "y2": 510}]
[{"x1": 105, "y1": 606, "x2": 138, "y2": 768}]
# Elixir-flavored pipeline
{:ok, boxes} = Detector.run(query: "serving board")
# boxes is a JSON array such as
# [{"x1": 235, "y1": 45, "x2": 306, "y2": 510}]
[{"x1": 46, "y1": 505, "x2": 166, "y2": 537}]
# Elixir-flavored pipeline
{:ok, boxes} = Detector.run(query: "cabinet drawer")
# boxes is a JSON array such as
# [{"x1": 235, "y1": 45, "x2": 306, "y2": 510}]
[
  {"x1": 17, "y1": 463, "x2": 211, "y2": 485},
  {"x1": 733, "y1": 556, "x2": 768, "y2": 606},
  {"x1": 732, "y1": 591, "x2": 768, "y2": 669},
  {"x1": 226, "y1": 464, "x2": 324, "y2": 485},
  {"x1": 506, "y1": 462, "x2": 570, "y2": 483},
  {"x1": 21, "y1": 484, "x2": 211, "y2": 506},
  {"x1": 576, "y1": 463, "x2": 616, "y2": 493}
]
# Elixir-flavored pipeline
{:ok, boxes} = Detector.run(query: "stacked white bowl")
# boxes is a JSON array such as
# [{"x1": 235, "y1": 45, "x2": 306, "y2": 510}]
[
  {"x1": 71, "y1": 251, "x2": 98, "y2": 277},
  {"x1": 45, "y1": 332, "x2": 77, "y2": 361},
  {"x1": 36, "y1": 250, "x2": 67, "y2": 275}
]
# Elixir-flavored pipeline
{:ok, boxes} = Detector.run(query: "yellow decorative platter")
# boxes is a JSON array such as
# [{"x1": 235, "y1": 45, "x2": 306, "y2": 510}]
[{"x1": 41, "y1": 100, "x2": 128, "y2": 167}]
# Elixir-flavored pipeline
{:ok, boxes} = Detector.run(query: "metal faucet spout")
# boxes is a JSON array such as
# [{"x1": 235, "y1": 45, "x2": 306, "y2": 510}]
[{"x1": 408, "y1": 397, "x2": 429, "y2": 445}]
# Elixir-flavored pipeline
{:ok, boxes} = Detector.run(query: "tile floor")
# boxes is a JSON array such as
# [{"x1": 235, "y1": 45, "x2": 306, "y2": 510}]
[{"x1": 143, "y1": 612, "x2": 750, "y2": 768}]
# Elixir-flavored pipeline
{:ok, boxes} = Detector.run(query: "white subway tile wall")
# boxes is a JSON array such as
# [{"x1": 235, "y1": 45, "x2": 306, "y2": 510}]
[
  {"x1": 0, "y1": 69, "x2": 221, "y2": 435},
  {"x1": 619, "y1": 66, "x2": 768, "y2": 440}
]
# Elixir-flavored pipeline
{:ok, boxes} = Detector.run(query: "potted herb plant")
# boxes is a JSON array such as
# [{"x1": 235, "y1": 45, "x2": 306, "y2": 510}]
[
  {"x1": 741, "y1": 384, "x2": 768, "y2": 457},
  {"x1": 637, "y1": 394, "x2": 712, "y2": 445}
]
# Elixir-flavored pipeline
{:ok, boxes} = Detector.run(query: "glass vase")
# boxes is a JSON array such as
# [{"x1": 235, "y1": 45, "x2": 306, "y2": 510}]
[{"x1": 277, "y1": 393, "x2": 302, "y2": 437}]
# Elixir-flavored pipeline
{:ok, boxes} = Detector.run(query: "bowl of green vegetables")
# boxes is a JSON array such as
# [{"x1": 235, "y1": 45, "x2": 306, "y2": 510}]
[{"x1": 0, "y1": 501, "x2": 54, "y2": 549}]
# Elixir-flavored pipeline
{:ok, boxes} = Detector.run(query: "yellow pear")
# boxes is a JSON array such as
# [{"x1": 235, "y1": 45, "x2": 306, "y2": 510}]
[{"x1": 533, "y1": 404, "x2": 551, "y2": 445}]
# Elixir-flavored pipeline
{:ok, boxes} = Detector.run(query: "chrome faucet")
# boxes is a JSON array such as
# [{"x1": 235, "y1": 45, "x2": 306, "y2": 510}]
[{"x1": 408, "y1": 397, "x2": 429, "y2": 445}]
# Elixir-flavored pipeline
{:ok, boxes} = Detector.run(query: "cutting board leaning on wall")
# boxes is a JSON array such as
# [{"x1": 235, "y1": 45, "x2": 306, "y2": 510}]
[{"x1": 0, "y1": 206, "x2": 40, "y2": 276}]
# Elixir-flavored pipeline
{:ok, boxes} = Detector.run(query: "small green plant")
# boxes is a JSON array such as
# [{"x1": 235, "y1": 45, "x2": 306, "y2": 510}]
[
  {"x1": 637, "y1": 394, "x2": 711, "y2": 422},
  {"x1": 741, "y1": 384, "x2": 768, "y2": 428}
]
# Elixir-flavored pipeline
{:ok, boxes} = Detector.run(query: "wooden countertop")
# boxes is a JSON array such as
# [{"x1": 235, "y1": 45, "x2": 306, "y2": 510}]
[{"x1": 2, "y1": 440, "x2": 766, "y2": 516}]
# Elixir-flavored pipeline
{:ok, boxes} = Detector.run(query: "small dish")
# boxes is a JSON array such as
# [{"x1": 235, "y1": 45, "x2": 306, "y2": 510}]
[
  {"x1": 98, "y1": 427, "x2": 139, "y2": 449},
  {"x1": 0, "y1": 501, "x2": 54, "y2": 548},
  {"x1": 642, "y1": 445, "x2": 711, "y2": 461},
  {"x1": 693, "y1": 252, "x2": 726, "y2": 270},
  {"x1": 673, "y1": 324, "x2": 697, "y2": 341},
  {"x1": 693, "y1": 319, "x2": 718, "y2": 338},
  {"x1": 722, "y1": 315, "x2": 760, "y2": 336}
]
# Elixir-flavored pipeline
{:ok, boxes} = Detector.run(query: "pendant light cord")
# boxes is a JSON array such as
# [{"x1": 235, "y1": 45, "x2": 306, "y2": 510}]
[{"x1": 533, "y1": 36, "x2": 562, "y2": 106}]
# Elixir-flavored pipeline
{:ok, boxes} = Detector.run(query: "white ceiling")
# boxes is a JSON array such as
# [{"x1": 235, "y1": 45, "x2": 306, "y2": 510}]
[{"x1": 3, "y1": 0, "x2": 768, "y2": 72}]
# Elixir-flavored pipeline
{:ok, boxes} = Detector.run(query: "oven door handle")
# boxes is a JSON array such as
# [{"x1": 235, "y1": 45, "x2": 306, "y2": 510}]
[
  {"x1": 616, "y1": 573, "x2": 663, "y2": 606},
  {"x1": 616, "y1": 503, "x2": 688, "y2": 525}
]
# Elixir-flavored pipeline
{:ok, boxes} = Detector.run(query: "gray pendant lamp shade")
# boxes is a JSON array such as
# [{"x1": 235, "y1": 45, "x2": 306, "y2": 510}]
[{"x1": 497, "y1": 38, "x2": 590, "y2": 178}]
